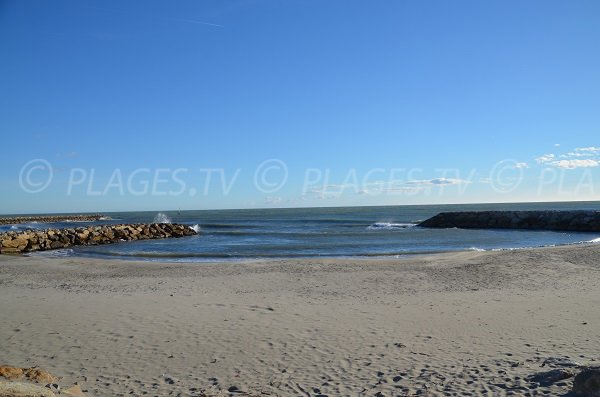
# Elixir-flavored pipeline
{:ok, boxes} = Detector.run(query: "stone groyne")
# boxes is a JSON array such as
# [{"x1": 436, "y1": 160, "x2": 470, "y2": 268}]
[
  {"x1": 0, "y1": 214, "x2": 106, "y2": 225},
  {"x1": 0, "y1": 223, "x2": 198, "y2": 254},
  {"x1": 418, "y1": 210, "x2": 600, "y2": 232}
]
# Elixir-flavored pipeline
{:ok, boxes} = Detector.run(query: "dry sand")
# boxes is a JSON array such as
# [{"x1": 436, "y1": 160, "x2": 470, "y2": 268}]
[{"x1": 1, "y1": 245, "x2": 599, "y2": 396}]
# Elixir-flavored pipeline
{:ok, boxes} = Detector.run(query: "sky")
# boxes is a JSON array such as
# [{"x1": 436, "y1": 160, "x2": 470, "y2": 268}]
[{"x1": 1, "y1": 0, "x2": 599, "y2": 214}]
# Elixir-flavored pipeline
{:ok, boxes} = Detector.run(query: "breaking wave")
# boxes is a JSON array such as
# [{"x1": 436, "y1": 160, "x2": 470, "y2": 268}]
[
  {"x1": 26, "y1": 249, "x2": 74, "y2": 257},
  {"x1": 153, "y1": 212, "x2": 172, "y2": 224},
  {"x1": 468, "y1": 247, "x2": 486, "y2": 252},
  {"x1": 366, "y1": 222, "x2": 415, "y2": 230}
]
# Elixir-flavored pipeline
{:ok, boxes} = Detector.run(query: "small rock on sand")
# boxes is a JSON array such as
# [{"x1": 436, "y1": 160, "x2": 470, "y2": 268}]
[
  {"x1": 25, "y1": 368, "x2": 59, "y2": 384},
  {"x1": 572, "y1": 367, "x2": 600, "y2": 396},
  {"x1": 528, "y1": 368, "x2": 577, "y2": 386},
  {"x1": 62, "y1": 384, "x2": 86, "y2": 397},
  {"x1": 0, "y1": 366, "x2": 85, "y2": 397},
  {"x1": 0, "y1": 381, "x2": 57, "y2": 397},
  {"x1": 542, "y1": 357, "x2": 580, "y2": 368},
  {"x1": 0, "y1": 366, "x2": 24, "y2": 380},
  {"x1": 0, "y1": 366, "x2": 59, "y2": 384}
]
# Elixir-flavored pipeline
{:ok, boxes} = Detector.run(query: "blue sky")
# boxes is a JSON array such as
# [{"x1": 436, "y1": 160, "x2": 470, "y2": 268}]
[{"x1": 1, "y1": 0, "x2": 599, "y2": 214}]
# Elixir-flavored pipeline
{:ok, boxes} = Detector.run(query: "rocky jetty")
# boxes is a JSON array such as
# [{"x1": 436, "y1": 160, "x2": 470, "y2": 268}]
[
  {"x1": 0, "y1": 214, "x2": 106, "y2": 225},
  {"x1": 418, "y1": 210, "x2": 600, "y2": 232},
  {"x1": 0, "y1": 223, "x2": 198, "y2": 254}
]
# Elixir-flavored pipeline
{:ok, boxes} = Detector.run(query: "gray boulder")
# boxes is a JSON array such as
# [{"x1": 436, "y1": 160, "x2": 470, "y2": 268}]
[{"x1": 572, "y1": 367, "x2": 600, "y2": 396}]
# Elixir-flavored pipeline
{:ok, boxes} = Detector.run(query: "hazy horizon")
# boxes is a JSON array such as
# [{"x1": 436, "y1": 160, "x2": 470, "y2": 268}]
[{"x1": 2, "y1": 198, "x2": 600, "y2": 217}]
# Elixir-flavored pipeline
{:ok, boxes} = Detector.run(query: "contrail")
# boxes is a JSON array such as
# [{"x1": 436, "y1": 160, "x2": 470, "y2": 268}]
[
  {"x1": 82, "y1": 5, "x2": 225, "y2": 29},
  {"x1": 178, "y1": 18, "x2": 225, "y2": 28}
]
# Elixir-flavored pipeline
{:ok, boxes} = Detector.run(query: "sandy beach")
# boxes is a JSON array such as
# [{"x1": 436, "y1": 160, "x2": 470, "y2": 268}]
[{"x1": 1, "y1": 245, "x2": 599, "y2": 396}]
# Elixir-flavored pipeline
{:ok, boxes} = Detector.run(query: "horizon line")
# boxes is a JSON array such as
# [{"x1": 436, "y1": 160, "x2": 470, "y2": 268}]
[{"x1": 2, "y1": 198, "x2": 600, "y2": 217}]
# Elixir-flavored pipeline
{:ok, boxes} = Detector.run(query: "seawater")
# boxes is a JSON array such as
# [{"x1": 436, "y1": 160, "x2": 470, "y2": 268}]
[{"x1": 4, "y1": 202, "x2": 600, "y2": 262}]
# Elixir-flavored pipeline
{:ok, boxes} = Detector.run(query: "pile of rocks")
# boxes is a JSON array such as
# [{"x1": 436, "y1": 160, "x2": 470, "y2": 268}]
[
  {"x1": 0, "y1": 365, "x2": 85, "y2": 396},
  {"x1": 526, "y1": 357, "x2": 600, "y2": 396},
  {"x1": 418, "y1": 210, "x2": 600, "y2": 232},
  {"x1": 0, "y1": 223, "x2": 198, "y2": 254},
  {"x1": 0, "y1": 214, "x2": 106, "y2": 225}
]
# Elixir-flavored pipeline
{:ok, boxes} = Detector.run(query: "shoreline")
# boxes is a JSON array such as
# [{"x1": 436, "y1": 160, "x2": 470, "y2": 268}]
[
  {"x1": 19, "y1": 237, "x2": 600, "y2": 263},
  {"x1": 10, "y1": 239, "x2": 600, "y2": 266},
  {"x1": 1, "y1": 244, "x2": 600, "y2": 396}
]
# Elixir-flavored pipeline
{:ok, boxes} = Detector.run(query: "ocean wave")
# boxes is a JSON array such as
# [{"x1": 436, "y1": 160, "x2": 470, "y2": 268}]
[
  {"x1": 200, "y1": 223, "x2": 258, "y2": 229},
  {"x1": 205, "y1": 229, "x2": 410, "y2": 238},
  {"x1": 191, "y1": 224, "x2": 201, "y2": 233},
  {"x1": 8, "y1": 222, "x2": 46, "y2": 230},
  {"x1": 468, "y1": 247, "x2": 486, "y2": 252},
  {"x1": 474, "y1": 237, "x2": 600, "y2": 252},
  {"x1": 26, "y1": 249, "x2": 74, "y2": 257},
  {"x1": 366, "y1": 222, "x2": 415, "y2": 230},
  {"x1": 69, "y1": 249, "x2": 438, "y2": 261}
]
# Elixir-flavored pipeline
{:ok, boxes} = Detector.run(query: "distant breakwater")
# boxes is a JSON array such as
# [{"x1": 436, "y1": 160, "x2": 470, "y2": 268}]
[
  {"x1": 419, "y1": 210, "x2": 600, "y2": 232},
  {"x1": 0, "y1": 223, "x2": 198, "y2": 254},
  {"x1": 0, "y1": 214, "x2": 106, "y2": 225}
]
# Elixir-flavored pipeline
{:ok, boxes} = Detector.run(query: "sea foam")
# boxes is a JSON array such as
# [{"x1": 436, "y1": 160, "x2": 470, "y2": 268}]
[
  {"x1": 367, "y1": 222, "x2": 415, "y2": 230},
  {"x1": 153, "y1": 212, "x2": 172, "y2": 224}
]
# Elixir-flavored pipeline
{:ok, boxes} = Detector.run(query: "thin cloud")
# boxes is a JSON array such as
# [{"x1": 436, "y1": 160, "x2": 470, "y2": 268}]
[
  {"x1": 535, "y1": 145, "x2": 600, "y2": 169},
  {"x1": 574, "y1": 146, "x2": 600, "y2": 153},
  {"x1": 306, "y1": 184, "x2": 356, "y2": 195},
  {"x1": 535, "y1": 154, "x2": 555, "y2": 164},
  {"x1": 550, "y1": 159, "x2": 599, "y2": 169},
  {"x1": 265, "y1": 196, "x2": 283, "y2": 204},
  {"x1": 405, "y1": 178, "x2": 470, "y2": 186}
]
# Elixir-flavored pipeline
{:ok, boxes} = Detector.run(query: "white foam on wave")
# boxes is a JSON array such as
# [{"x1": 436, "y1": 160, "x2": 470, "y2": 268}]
[
  {"x1": 468, "y1": 247, "x2": 486, "y2": 252},
  {"x1": 9, "y1": 222, "x2": 45, "y2": 230},
  {"x1": 26, "y1": 249, "x2": 74, "y2": 258},
  {"x1": 99, "y1": 216, "x2": 112, "y2": 220},
  {"x1": 589, "y1": 237, "x2": 600, "y2": 243},
  {"x1": 367, "y1": 222, "x2": 415, "y2": 230},
  {"x1": 191, "y1": 224, "x2": 201, "y2": 233},
  {"x1": 153, "y1": 212, "x2": 172, "y2": 224}
]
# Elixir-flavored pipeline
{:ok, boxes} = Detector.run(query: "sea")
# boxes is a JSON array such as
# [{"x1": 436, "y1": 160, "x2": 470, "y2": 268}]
[{"x1": 3, "y1": 202, "x2": 600, "y2": 262}]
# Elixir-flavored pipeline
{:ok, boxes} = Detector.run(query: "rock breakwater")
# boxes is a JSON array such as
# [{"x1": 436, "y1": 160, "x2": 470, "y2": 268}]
[
  {"x1": 419, "y1": 210, "x2": 600, "y2": 232},
  {"x1": 0, "y1": 214, "x2": 106, "y2": 225},
  {"x1": 0, "y1": 223, "x2": 198, "y2": 254}
]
